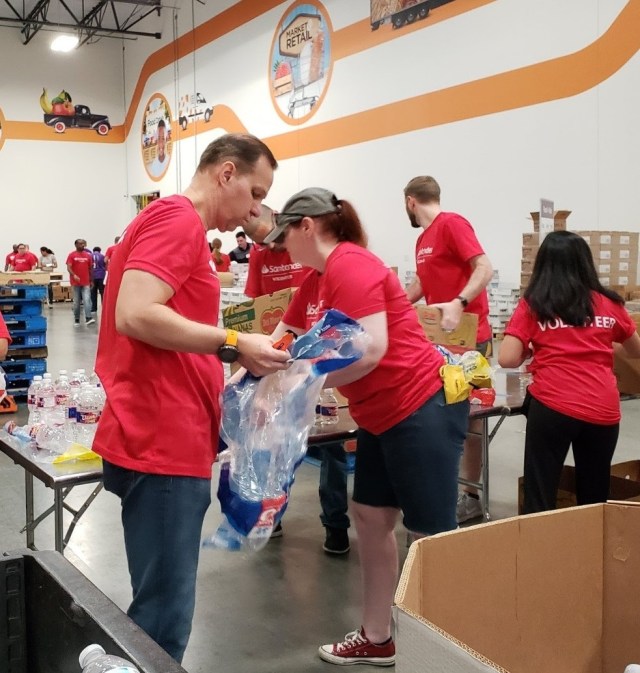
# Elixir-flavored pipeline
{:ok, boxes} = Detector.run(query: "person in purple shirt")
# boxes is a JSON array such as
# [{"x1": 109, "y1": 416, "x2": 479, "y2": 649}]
[{"x1": 91, "y1": 246, "x2": 106, "y2": 313}]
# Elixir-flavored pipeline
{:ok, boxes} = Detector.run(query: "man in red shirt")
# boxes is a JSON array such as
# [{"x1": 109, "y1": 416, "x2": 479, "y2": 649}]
[
  {"x1": 104, "y1": 236, "x2": 120, "y2": 270},
  {"x1": 10, "y1": 244, "x2": 38, "y2": 272},
  {"x1": 93, "y1": 134, "x2": 290, "y2": 663},
  {"x1": 4, "y1": 244, "x2": 18, "y2": 271},
  {"x1": 404, "y1": 176, "x2": 494, "y2": 523},
  {"x1": 66, "y1": 239, "x2": 94, "y2": 326}
]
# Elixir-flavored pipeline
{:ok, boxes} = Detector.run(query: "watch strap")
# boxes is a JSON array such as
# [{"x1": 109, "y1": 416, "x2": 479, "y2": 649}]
[
  {"x1": 456, "y1": 295, "x2": 468, "y2": 307},
  {"x1": 224, "y1": 328, "x2": 239, "y2": 348}
]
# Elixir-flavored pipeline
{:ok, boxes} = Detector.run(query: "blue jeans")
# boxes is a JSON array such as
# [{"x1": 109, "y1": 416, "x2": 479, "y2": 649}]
[
  {"x1": 318, "y1": 442, "x2": 350, "y2": 529},
  {"x1": 102, "y1": 460, "x2": 211, "y2": 663},
  {"x1": 72, "y1": 284, "x2": 92, "y2": 321}
]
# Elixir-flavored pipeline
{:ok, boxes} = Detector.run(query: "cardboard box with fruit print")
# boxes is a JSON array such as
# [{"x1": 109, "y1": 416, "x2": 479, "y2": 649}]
[{"x1": 222, "y1": 288, "x2": 293, "y2": 336}]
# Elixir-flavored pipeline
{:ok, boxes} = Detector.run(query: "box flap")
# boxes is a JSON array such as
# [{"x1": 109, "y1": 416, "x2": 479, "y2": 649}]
[{"x1": 602, "y1": 504, "x2": 640, "y2": 672}]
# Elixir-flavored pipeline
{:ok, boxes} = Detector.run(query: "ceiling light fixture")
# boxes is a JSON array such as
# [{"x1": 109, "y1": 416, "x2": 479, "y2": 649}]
[{"x1": 51, "y1": 34, "x2": 79, "y2": 52}]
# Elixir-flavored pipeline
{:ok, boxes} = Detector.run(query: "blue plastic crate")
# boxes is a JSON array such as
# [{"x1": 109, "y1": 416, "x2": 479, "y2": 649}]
[
  {"x1": 0, "y1": 285, "x2": 47, "y2": 301},
  {"x1": 1, "y1": 358, "x2": 47, "y2": 376},
  {"x1": 4, "y1": 371, "x2": 37, "y2": 387},
  {"x1": 7, "y1": 331, "x2": 47, "y2": 349},
  {"x1": 4, "y1": 315, "x2": 47, "y2": 332},
  {"x1": 0, "y1": 301, "x2": 43, "y2": 317}
]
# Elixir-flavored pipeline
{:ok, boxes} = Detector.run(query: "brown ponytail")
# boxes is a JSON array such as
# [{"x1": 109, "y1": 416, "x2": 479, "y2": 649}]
[
  {"x1": 211, "y1": 238, "x2": 223, "y2": 264},
  {"x1": 316, "y1": 199, "x2": 368, "y2": 248}
]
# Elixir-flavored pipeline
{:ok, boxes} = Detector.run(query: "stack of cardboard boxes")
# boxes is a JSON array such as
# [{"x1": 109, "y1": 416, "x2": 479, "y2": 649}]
[
  {"x1": 520, "y1": 210, "x2": 571, "y2": 291},
  {"x1": 487, "y1": 271, "x2": 519, "y2": 340}
]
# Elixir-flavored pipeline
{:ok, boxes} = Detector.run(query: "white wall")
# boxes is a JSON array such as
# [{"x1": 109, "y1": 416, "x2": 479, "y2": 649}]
[{"x1": 2, "y1": 0, "x2": 639, "y2": 283}]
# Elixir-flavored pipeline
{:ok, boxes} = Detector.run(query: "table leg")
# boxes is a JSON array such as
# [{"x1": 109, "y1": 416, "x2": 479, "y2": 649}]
[
  {"x1": 481, "y1": 417, "x2": 491, "y2": 521},
  {"x1": 25, "y1": 471, "x2": 35, "y2": 550},
  {"x1": 54, "y1": 489, "x2": 64, "y2": 553}
]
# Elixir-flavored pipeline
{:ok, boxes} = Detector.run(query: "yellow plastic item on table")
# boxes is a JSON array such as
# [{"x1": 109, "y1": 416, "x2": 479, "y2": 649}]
[
  {"x1": 52, "y1": 443, "x2": 102, "y2": 464},
  {"x1": 460, "y1": 351, "x2": 493, "y2": 388},
  {"x1": 439, "y1": 364, "x2": 471, "y2": 404}
]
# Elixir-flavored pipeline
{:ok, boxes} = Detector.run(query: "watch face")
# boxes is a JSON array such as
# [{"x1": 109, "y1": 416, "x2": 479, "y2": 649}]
[{"x1": 218, "y1": 345, "x2": 239, "y2": 363}]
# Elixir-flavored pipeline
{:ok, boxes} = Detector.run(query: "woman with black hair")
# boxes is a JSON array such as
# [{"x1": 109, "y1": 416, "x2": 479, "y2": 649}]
[
  {"x1": 499, "y1": 230, "x2": 640, "y2": 513},
  {"x1": 39, "y1": 246, "x2": 57, "y2": 307}
]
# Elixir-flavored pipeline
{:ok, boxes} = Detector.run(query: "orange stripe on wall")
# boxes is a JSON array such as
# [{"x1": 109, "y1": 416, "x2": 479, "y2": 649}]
[{"x1": 266, "y1": 0, "x2": 640, "y2": 160}]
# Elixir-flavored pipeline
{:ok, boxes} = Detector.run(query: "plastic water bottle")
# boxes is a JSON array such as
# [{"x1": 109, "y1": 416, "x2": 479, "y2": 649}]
[
  {"x1": 55, "y1": 369, "x2": 68, "y2": 385},
  {"x1": 27, "y1": 375, "x2": 43, "y2": 424},
  {"x1": 3, "y1": 420, "x2": 41, "y2": 443},
  {"x1": 69, "y1": 370, "x2": 83, "y2": 389},
  {"x1": 316, "y1": 388, "x2": 339, "y2": 425},
  {"x1": 36, "y1": 374, "x2": 56, "y2": 425},
  {"x1": 75, "y1": 384, "x2": 102, "y2": 448},
  {"x1": 77, "y1": 368, "x2": 89, "y2": 383},
  {"x1": 79, "y1": 643, "x2": 139, "y2": 673},
  {"x1": 65, "y1": 384, "x2": 82, "y2": 442}
]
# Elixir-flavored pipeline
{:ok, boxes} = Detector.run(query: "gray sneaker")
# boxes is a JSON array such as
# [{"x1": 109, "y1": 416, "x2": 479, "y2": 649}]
[
  {"x1": 457, "y1": 492, "x2": 483, "y2": 523},
  {"x1": 85, "y1": 318, "x2": 96, "y2": 325}
]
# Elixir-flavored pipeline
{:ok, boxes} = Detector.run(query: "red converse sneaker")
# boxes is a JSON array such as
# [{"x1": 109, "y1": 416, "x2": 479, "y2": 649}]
[{"x1": 318, "y1": 628, "x2": 395, "y2": 666}]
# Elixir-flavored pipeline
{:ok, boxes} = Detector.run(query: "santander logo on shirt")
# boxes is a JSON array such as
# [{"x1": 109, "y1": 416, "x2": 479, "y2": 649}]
[
  {"x1": 416, "y1": 246, "x2": 433, "y2": 265},
  {"x1": 262, "y1": 262, "x2": 303, "y2": 275},
  {"x1": 306, "y1": 301, "x2": 325, "y2": 321},
  {"x1": 538, "y1": 315, "x2": 617, "y2": 331}
]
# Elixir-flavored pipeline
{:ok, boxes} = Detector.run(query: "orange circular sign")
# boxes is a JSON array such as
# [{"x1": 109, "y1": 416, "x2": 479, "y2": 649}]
[
  {"x1": 269, "y1": 1, "x2": 333, "y2": 125},
  {"x1": 141, "y1": 93, "x2": 173, "y2": 181}
]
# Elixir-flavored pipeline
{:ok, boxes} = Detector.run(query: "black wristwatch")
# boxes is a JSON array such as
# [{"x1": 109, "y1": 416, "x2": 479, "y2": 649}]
[
  {"x1": 456, "y1": 295, "x2": 469, "y2": 308},
  {"x1": 217, "y1": 328, "x2": 240, "y2": 363}
]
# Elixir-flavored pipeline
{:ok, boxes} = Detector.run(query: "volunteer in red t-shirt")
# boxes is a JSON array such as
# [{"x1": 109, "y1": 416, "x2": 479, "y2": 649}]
[
  {"x1": 66, "y1": 239, "x2": 94, "y2": 326},
  {"x1": 104, "y1": 236, "x2": 120, "y2": 271},
  {"x1": 499, "y1": 231, "x2": 640, "y2": 514},
  {"x1": 4, "y1": 244, "x2": 18, "y2": 272},
  {"x1": 10, "y1": 243, "x2": 38, "y2": 272},
  {"x1": 245, "y1": 241, "x2": 309, "y2": 297},
  {"x1": 92, "y1": 133, "x2": 288, "y2": 664},
  {"x1": 0, "y1": 312, "x2": 11, "y2": 360},
  {"x1": 404, "y1": 175, "x2": 494, "y2": 524},
  {"x1": 263, "y1": 187, "x2": 469, "y2": 667},
  {"x1": 210, "y1": 237, "x2": 231, "y2": 272}
]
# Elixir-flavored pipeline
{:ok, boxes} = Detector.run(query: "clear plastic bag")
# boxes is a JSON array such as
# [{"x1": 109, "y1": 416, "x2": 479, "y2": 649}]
[{"x1": 203, "y1": 309, "x2": 369, "y2": 552}]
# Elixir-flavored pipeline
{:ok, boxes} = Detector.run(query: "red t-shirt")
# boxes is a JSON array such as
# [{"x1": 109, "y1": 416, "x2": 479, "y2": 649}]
[
  {"x1": 505, "y1": 293, "x2": 636, "y2": 424},
  {"x1": 93, "y1": 195, "x2": 223, "y2": 478},
  {"x1": 0, "y1": 313, "x2": 12, "y2": 345},
  {"x1": 5, "y1": 252, "x2": 16, "y2": 268},
  {"x1": 245, "y1": 245, "x2": 310, "y2": 298},
  {"x1": 12, "y1": 253, "x2": 38, "y2": 272},
  {"x1": 66, "y1": 250, "x2": 93, "y2": 286},
  {"x1": 283, "y1": 242, "x2": 444, "y2": 434},
  {"x1": 415, "y1": 212, "x2": 491, "y2": 343},
  {"x1": 212, "y1": 252, "x2": 231, "y2": 273}
]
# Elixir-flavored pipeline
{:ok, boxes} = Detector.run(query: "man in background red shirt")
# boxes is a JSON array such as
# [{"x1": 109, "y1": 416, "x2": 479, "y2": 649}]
[
  {"x1": 10, "y1": 244, "x2": 38, "y2": 272},
  {"x1": 66, "y1": 238, "x2": 94, "y2": 326},
  {"x1": 104, "y1": 236, "x2": 120, "y2": 270},
  {"x1": 4, "y1": 244, "x2": 18, "y2": 271},
  {"x1": 404, "y1": 176, "x2": 494, "y2": 524}
]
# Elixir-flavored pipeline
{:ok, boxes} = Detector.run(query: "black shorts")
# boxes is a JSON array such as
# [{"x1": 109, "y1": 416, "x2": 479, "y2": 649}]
[{"x1": 352, "y1": 388, "x2": 468, "y2": 535}]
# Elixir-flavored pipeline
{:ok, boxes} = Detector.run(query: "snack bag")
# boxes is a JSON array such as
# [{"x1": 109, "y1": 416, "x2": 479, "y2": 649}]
[{"x1": 203, "y1": 309, "x2": 369, "y2": 552}]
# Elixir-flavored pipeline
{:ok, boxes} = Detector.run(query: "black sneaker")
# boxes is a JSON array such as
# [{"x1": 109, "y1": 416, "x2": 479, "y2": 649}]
[
  {"x1": 323, "y1": 526, "x2": 350, "y2": 555},
  {"x1": 270, "y1": 522, "x2": 283, "y2": 539}
]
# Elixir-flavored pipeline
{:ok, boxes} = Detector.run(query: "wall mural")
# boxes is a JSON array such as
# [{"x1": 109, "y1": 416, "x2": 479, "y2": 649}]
[
  {"x1": 269, "y1": 1, "x2": 333, "y2": 124},
  {"x1": 177, "y1": 92, "x2": 214, "y2": 131},
  {"x1": 141, "y1": 93, "x2": 173, "y2": 180},
  {"x1": 38, "y1": 88, "x2": 112, "y2": 136},
  {"x1": 369, "y1": 0, "x2": 457, "y2": 30}
]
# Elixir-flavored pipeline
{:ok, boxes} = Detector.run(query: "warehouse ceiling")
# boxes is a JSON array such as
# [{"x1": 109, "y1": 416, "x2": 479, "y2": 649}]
[{"x1": 0, "y1": 0, "x2": 164, "y2": 45}]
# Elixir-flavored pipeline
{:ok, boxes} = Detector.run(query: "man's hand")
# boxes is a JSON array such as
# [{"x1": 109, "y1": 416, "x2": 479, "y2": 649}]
[
  {"x1": 236, "y1": 333, "x2": 291, "y2": 377},
  {"x1": 430, "y1": 300, "x2": 464, "y2": 331}
]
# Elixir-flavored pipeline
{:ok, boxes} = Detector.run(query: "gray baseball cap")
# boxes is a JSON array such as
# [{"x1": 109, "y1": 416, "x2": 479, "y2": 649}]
[{"x1": 263, "y1": 187, "x2": 339, "y2": 244}]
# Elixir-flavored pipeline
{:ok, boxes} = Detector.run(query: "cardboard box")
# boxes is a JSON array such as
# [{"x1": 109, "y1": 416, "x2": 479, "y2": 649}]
[
  {"x1": 614, "y1": 312, "x2": 640, "y2": 393},
  {"x1": 522, "y1": 232, "x2": 539, "y2": 246},
  {"x1": 222, "y1": 288, "x2": 293, "y2": 335},
  {"x1": 520, "y1": 258, "x2": 535, "y2": 274},
  {"x1": 394, "y1": 503, "x2": 640, "y2": 673},
  {"x1": 0, "y1": 272, "x2": 50, "y2": 286},
  {"x1": 517, "y1": 461, "x2": 640, "y2": 514},
  {"x1": 529, "y1": 209, "x2": 571, "y2": 233},
  {"x1": 415, "y1": 306, "x2": 477, "y2": 350},
  {"x1": 217, "y1": 272, "x2": 234, "y2": 288},
  {"x1": 521, "y1": 245, "x2": 538, "y2": 260}
]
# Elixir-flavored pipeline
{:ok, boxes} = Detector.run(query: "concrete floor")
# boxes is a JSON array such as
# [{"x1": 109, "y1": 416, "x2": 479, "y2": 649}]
[{"x1": 1, "y1": 303, "x2": 639, "y2": 672}]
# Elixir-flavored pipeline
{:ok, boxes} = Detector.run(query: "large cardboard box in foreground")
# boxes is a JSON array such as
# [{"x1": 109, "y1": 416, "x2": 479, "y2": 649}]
[
  {"x1": 222, "y1": 288, "x2": 293, "y2": 335},
  {"x1": 415, "y1": 306, "x2": 478, "y2": 350},
  {"x1": 395, "y1": 503, "x2": 640, "y2": 673}
]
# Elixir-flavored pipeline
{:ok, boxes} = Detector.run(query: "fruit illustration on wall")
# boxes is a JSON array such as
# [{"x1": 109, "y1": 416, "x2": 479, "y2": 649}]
[{"x1": 39, "y1": 87, "x2": 111, "y2": 136}]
